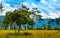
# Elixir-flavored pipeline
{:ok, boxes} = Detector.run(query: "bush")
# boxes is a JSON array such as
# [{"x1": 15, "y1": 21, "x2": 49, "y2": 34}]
[
  {"x1": 23, "y1": 32, "x2": 32, "y2": 36},
  {"x1": 53, "y1": 27, "x2": 60, "y2": 30}
]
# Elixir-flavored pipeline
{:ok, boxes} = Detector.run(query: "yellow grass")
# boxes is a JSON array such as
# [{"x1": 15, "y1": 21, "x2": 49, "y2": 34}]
[{"x1": 0, "y1": 30, "x2": 60, "y2": 38}]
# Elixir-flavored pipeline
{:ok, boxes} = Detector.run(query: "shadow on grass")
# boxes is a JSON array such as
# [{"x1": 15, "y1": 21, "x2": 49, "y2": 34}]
[{"x1": 7, "y1": 32, "x2": 32, "y2": 36}]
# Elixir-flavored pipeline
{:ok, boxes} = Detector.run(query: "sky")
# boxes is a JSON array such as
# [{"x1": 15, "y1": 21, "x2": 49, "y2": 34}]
[{"x1": 0, "y1": 0, "x2": 60, "y2": 19}]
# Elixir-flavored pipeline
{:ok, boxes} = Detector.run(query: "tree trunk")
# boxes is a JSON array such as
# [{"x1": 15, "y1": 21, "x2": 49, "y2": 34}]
[
  {"x1": 56, "y1": 25, "x2": 58, "y2": 30},
  {"x1": 26, "y1": 23, "x2": 28, "y2": 30},
  {"x1": 34, "y1": 16, "x2": 36, "y2": 30},
  {"x1": 8, "y1": 23, "x2": 10, "y2": 30},
  {"x1": 13, "y1": 22, "x2": 16, "y2": 33},
  {"x1": 46, "y1": 24, "x2": 48, "y2": 30},
  {"x1": 18, "y1": 25, "x2": 21, "y2": 33}
]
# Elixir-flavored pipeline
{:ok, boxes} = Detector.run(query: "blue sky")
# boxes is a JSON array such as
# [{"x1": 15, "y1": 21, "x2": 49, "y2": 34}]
[{"x1": 0, "y1": 0, "x2": 60, "y2": 19}]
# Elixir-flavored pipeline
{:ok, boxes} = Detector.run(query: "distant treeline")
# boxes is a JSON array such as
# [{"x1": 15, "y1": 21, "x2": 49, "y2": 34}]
[{"x1": 0, "y1": 17, "x2": 60, "y2": 30}]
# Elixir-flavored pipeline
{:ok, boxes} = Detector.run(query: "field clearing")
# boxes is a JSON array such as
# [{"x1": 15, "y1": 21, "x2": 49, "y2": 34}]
[{"x1": 0, "y1": 30, "x2": 60, "y2": 38}]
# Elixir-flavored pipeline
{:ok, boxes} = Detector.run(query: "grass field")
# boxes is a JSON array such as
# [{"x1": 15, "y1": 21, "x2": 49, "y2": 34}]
[{"x1": 0, "y1": 30, "x2": 60, "y2": 38}]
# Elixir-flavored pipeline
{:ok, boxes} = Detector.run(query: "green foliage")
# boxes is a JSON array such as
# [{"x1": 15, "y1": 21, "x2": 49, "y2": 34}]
[
  {"x1": 44, "y1": 25, "x2": 52, "y2": 30},
  {"x1": 56, "y1": 17, "x2": 60, "y2": 25},
  {"x1": 3, "y1": 5, "x2": 34, "y2": 31}
]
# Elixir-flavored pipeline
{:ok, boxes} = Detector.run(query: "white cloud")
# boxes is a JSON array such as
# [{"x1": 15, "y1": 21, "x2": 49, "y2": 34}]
[
  {"x1": 0, "y1": 0, "x2": 4, "y2": 3},
  {"x1": 22, "y1": 2, "x2": 31, "y2": 8},
  {"x1": 2, "y1": 3, "x2": 16, "y2": 16},
  {"x1": 39, "y1": 0, "x2": 58, "y2": 13},
  {"x1": 31, "y1": 3, "x2": 37, "y2": 7},
  {"x1": 40, "y1": 12, "x2": 48, "y2": 18},
  {"x1": 0, "y1": 0, "x2": 2, "y2": 2},
  {"x1": 22, "y1": 2, "x2": 60, "y2": 19},
  {"x1": 40, "y1": 0, "x2": 46, "y2": 3},
  {"x1": 35, "y1": 11, "x2": 60, "y2": 19},
  {"x1": 22, "y1": 2, "x2": 38, "y2": 11},
  {"x1": 53, "y1": 0, "x2": 57, "y2": 2},
  {"x1": 1, "y1": 2, "x2": 37, "y2": 16},
  {"x1": 22, "y1": 2, "x2": 37, "y2": 8},
  {"x1": 48, "y1": 11, "x2": 60, "y2": 19},
  {"x1": 1, "y1": 0, "x2": 60, "y2": 19}
]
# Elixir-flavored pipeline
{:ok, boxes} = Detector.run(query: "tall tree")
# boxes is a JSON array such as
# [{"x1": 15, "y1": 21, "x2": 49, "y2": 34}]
[
  {"x1": 45, "y1": 18, "x2": 54, "y2": 30},
  {"x1": 0, "y1": 0, "x2": 3, "y2": 16},
  {"x1": 55, "y1": 17, "x2": 60, "y2": 29},
  {"x1": 3, "y1": 5, "x2": 34, "y2": 33},
  {"x1": 30, "y1": 8, "x2": 42, "y2": 29}
]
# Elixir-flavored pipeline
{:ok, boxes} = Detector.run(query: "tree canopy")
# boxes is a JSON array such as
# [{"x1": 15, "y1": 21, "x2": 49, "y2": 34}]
[{"x1": 3, "y1": 5, "x2": 34, "y2": 31}]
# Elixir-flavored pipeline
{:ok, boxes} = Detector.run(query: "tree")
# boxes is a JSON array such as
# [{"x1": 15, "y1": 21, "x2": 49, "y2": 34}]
[
  {"x1": 17, "y1": 5, "x2": 34, "y2": 30},
  {"x1": 45, "y1": 18, "x2": 54, "y2": 30},
  {"x1": 0, "y1": 0, "x2": 3, "y2": 16},
  {"x1": 3, "y1": 5, "x2": 34, "y2": 33},
  {"x1": 25, "y1": 18, "x2": 34, "y2": 30},
  {"x1": 30, "y1": 8, "x2": 42, "y2": 29},
  {"x1": 55, "y1": 17, "x2": 60, "y2": 29}
]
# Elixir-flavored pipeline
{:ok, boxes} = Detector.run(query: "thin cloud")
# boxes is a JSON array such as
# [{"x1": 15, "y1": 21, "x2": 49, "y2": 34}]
[
  {"x1": 2, "y1": 3, "x2": 16, "y2": 16},
  {"x1": 1, "y1": 0, "x2": 60, "y2": 19}
]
